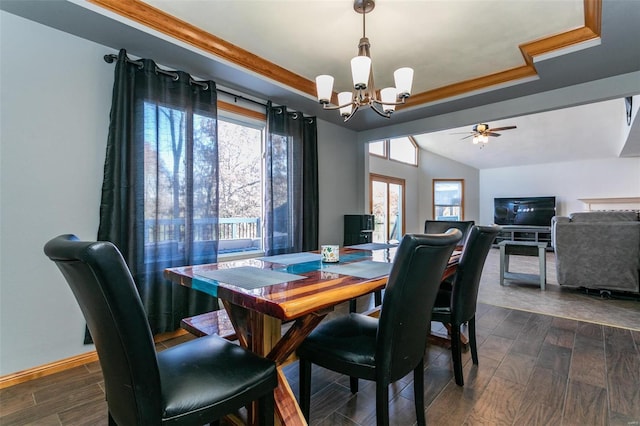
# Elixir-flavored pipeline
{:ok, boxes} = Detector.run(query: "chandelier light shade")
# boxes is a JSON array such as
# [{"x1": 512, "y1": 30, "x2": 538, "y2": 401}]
[
  {"x1": 350, "y1": 56, "x2": 372, "y2": 89},
  {"x1": 315, "y1": 0, "x2": 414, "y2": 122},
  {"x1": 380, "y1": 87, "x2": 397, "y2": 112},
  {"x1": 338, "y1": 91, "x2": 354, "y2": 117},
  {"x1": 315, "y1": 75, "x2": 334, "y2": 104},
  {"x1": 394, "y1": 67, "x2": 414, "y2": 98}
]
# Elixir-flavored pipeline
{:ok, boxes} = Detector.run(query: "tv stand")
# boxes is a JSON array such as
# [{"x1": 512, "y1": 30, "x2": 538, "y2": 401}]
[{"x1": 494, "y1": 225, "x2": 552, "y2": 250}]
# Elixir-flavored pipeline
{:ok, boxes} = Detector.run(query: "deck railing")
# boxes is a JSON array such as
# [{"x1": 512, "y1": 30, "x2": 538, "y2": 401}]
[{"x1": 145, "y1": 217, "x2": 261, "y2": 243}]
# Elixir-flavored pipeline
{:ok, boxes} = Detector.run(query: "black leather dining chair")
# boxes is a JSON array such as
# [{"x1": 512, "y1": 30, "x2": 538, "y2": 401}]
[
  {"x1": 348, "y1": 218, "x2": 471, "y2": 314},
  {"x1": 297, "y1": 230, "x2": 463, "y2": 426},
  {"x1": 431, "y1": 225, "x2": 501, "y2": 386},
  {"x1": 44, "y1": 234, "x2": 277, "y2": 426},
  {"x1": 424, "y1": 219, "x2": 475, "y2": 247}
]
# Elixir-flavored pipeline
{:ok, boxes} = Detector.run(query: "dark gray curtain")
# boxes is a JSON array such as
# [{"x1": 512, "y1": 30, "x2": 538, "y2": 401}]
[
  {"x1": 265, "y1": 102, "x2": 319, "y2": 255},
  {"x1": 97, "y1": 49, "x2": 218, "y2": 338}
]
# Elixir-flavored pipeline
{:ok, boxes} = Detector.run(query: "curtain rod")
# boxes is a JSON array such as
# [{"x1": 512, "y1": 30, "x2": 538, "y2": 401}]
[{"x1": 103, "y1": 53, "x2": 267, "y2": 108}]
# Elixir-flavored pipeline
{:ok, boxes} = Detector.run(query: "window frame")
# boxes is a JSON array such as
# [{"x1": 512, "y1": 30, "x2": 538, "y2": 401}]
[{"x1": 368, "y1": 140, "x2": 387, "y2": 159}]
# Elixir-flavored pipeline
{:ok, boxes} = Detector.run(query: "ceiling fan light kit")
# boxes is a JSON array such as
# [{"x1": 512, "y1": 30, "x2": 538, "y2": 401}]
[
  {"x1": 315, "y1": 0, "x2": 414, "y2": 122},
  {"x1": 473, "y1": 134, "x2": 490, "y2": 144}
]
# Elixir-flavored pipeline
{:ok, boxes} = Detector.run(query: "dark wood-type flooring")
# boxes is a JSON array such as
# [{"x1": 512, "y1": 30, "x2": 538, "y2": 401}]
[{"x1": 1, "y1": 302, "x2": 639, "y2": 425}]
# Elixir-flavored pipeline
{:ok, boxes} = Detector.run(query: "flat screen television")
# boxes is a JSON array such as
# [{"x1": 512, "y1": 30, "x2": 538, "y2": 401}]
[{"x1": 494, "y1": 196, "x2": 556, "y2": 227}]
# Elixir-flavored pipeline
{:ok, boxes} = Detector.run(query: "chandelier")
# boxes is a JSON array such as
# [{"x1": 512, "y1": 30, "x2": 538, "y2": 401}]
[{"x1": 315, "y1": 0, "x2": 414, "y2": 122}]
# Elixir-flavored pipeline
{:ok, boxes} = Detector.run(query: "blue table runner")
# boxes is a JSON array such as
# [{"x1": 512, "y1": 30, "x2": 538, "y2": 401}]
[
  {"x1": 193, "y1": 266, "x2": 306, "y2": 297},
  {"x1": 256, "y1": 252, "x2": 322, "y2": 265},
  {"x1": 321, "y1": 260, "x2": 392, "y2": 279}
]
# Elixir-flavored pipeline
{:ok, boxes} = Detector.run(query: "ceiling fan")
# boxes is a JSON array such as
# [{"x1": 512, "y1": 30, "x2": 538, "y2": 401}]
[{"x1": 455, "y1": 123, "x2": 517, "y2": 144}]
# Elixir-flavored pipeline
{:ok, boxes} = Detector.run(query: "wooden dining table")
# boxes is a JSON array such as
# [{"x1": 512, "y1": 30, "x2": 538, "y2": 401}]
[{"x1": 164, "y1": 244, "x2": 460, "y2": 426}]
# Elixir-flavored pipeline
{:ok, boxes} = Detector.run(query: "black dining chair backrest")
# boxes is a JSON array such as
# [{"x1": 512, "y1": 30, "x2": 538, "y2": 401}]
[
  {"x1": 449, "y1": 225, "x2": 501, "y2": 324},
  {"x1": 44, "y1": 234, "x2": 277, "y2": 425},
  {"x1": 424, "y1": 220, "x2": 475, "y2": 246},
  {"x1": 45, "y1": 235, "x2": 162, "y2": 424},
  {"x1": 376, "y1": 229, "x2": 463, "y2": 383}
]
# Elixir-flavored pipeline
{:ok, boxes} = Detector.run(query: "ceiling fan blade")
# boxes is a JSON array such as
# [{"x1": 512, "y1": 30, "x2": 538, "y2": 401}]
[
  {"x1": 459, "y1": 135, "x2": 474, "y2": 140},
  {"x1": 488, "y1": 126, "x2": 517, "y2": 132},
  {"x1": 487, "y1": 132, "x2": 501, "y2": 137},
  {"x1": 450, "y1": 132, "x2": 474, "y2": 135}
]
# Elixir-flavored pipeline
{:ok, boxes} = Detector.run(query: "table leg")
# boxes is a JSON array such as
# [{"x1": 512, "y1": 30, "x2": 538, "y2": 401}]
[
  {"x1": 538, "y1": 246, "x2": 546, "y2": 290},
  {"x1": 499, "y1": 245, "x2": 506, "y2": 286},
  {"x1": 267, "y1": 311, "x2": 329, "y2": 364},
  {"x1": 223, "y1": 303, "x2": 330, "y2": 426},
  {"x1": 274, "y1": 368, "x2": 306, "y2": 426}
]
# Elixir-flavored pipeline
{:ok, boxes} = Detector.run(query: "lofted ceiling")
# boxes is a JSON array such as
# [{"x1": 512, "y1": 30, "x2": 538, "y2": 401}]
[
  {"x1": 1, "y1": 0, "x2": 639, "y2": 169},
  {"x1": 414, "y1": 97, "x2": 634, "y2": 170}
]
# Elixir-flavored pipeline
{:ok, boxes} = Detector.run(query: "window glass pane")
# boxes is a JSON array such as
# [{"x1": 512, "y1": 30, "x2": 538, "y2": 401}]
[
  {"x1": 433, "y1": 180, "x2": 463, "y2": 221},
  {"x1": 371, "y1": 181, "x2": 387, "y2": 243},
  {"x1": 434, "y1": 181, "x2": 461, "y2": 204},
  {"x1": 143, "y1": 103, "x2": 187, "y2": 249},
  {"x1": 369, "y1": 140, "x2": 385, "y2": 156},
  {"x1": 388, "y1": 137, "x2": 416, "y2": 165},
  {"x1": 193, "y1": 113, "x2": 218, "y2": 242},
  {"x1": 370, "y1": 175, "x2": 405, "y2": 243},
  {"x1": 218, "y1": 117, "x2": 264, "y2": 253},
  {"x1": 389, "y1": 183, "x2": 402, "y2": 242}
]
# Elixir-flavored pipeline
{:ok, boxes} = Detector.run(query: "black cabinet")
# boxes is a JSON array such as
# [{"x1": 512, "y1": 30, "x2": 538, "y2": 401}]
[{"x1": 344, "y1": 214, "x2": 375, "y2": 245}]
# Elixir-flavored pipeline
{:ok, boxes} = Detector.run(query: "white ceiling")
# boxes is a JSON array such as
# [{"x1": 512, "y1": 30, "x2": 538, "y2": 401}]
[
  {"x1": 142, "y1": 0, "x2": 585, "y2": 96},
  {"x1": 2, "y1": 0, "x2": 639, "y2": 169},
  {"x1": 413, "y1": 98, "x2": 632, "y2": 169}
]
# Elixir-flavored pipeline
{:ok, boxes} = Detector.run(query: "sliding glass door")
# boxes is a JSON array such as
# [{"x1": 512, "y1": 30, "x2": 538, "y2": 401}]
[{"x1": 370, "y1": 173, "x2": 405, "y2": 243}]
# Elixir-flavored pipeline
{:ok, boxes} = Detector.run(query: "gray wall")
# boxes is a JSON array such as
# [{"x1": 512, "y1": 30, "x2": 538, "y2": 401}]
[
  {"x1": 369, "y1": 148, "x2": 480, "y2": 233},
  {"x1": 317, "y1": 120, "x2": 362, "y2": 246},
  {"x1": 1, "y1": 11, "x2": 113, "y2": 374},
  {"x1": 0, "y1": 11, "x2": 361, "y2": 375},
  {"x1": 480, "y1": 157, "x2": 640, "y2": 224},
  {"x1": 368, "y1": 154, "x2": 421, "y2": 234},
  {"x1": 418, "y1": 150, "x2": 481, "y2": 225}
]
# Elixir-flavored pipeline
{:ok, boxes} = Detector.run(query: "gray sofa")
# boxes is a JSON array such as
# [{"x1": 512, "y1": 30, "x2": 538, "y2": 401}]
[{"x1": 551, "y1": 211, "x2": 640, "y2": 294}]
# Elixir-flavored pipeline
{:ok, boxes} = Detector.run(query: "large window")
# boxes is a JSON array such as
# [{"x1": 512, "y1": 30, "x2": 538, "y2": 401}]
[
  {"x1": 143, "y1": 100, "x2": 266, "y2": 260},
  {"x1": 433, "y1": 179, "x2": 464, "y2": 221},
  {"x1": 368, "y1": 136, "x2": 418, "y2": 166}
]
